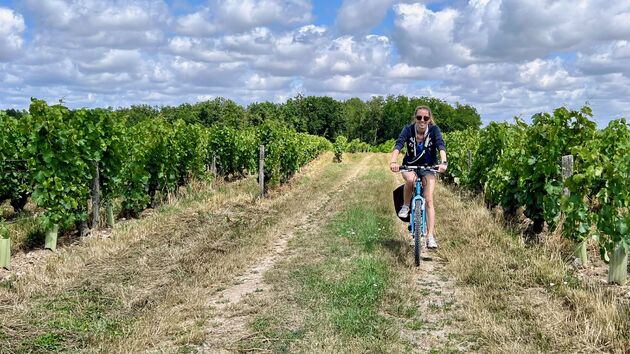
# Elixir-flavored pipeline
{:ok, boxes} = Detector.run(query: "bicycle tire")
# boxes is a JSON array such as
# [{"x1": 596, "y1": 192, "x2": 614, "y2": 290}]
[{"x1": 413, "y1": 205, "x2": 423, "y2": 266}]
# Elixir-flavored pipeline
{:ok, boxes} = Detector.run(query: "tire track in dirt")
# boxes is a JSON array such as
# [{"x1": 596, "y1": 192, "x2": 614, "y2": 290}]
[{"x1": 201, "y1": 154, "x2": 374, "y2": 352}]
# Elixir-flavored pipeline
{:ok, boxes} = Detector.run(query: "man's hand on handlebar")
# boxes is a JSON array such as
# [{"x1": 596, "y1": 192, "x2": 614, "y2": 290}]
[{"x1": 389, "y1": 161, "x2": 399, "y2": 172}]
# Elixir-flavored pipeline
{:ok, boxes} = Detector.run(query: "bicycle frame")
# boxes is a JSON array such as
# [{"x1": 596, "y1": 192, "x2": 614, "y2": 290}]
[
  {"x1": 400, "y1": 165, "x2": 437, "y2": 237},
  {"x1": 409, "y1": 178, "x2": 427, "y2": 237},
  {"x1": 398, "y1": 164, "x2": 438, "y2": 266}
]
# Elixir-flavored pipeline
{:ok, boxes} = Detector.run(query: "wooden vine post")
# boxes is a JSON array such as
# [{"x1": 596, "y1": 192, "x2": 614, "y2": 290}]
[
  {"x1": 259, "y1": 145, "x2": 265, "y2": 198},
  {"x1": 562, "y1": 155, "x2": 586, "y2": 265},
  {"x1": 211, "y1": 153, "x2": 217, "y2": 176},
  {"x1": 91, "y1": 162, "x2": 100, "y2": 229},
  {"x1": 561, "y1": 155, "x2": 573, "y2": 196},
  {"x1": 106, "y1": 202, "x2": 114, "y2": 228}
]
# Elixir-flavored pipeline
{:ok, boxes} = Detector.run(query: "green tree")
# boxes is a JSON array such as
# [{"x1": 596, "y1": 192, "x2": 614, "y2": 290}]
[
  {"x1": 365, "y1": 96, "x2": 385, "y2": 144},
  {"x1": 301, "y1": 96, "x2": 345, "y2": 140},
  {"x1": 193, "y1": 98, "x2": 246, "y2": 127},
  {"x1": 342, "y1": 97, "x2": 368, "y2": 141},
  {"x1": 247, "y1": 102, "x2": 281, "y2": 126},
  {"x1": 161, "y1": 103, "x2": 195, "y2": 124},
  {"x1": 119, "y1": 104, "x2": 159, "y2": 126},
  {"x1": 451, "y1": 103, "x2": 482, "y2": 131},
  {"x1": 382, "y1": 95, "x2": 412, "y2": 143}
]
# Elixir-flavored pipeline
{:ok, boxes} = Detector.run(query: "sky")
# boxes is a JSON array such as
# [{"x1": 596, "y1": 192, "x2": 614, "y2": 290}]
[{"x1": 1, "y1": 0, "x2": 629, "y2": 126}]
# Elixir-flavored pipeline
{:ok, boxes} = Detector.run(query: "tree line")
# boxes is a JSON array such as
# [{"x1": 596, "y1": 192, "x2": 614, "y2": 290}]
[{"x1": 5, "y1": 95, "x2": 481, "y2": 146}]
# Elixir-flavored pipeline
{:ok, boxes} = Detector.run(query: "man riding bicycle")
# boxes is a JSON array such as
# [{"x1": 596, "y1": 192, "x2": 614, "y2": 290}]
[{"x1": 389, "y1": 105, "x2": 448, "y2": 249}]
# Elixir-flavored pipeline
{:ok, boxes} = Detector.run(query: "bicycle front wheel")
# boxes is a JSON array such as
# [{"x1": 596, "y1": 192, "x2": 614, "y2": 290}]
[{"x1": 413, "y1": 205, "x2": 423, "y2": 266}]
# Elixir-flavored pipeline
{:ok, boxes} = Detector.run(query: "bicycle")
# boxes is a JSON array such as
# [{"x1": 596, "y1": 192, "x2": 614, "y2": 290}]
[{"x1": 397, "y1": 165, "x2": 439, "y2": 266}]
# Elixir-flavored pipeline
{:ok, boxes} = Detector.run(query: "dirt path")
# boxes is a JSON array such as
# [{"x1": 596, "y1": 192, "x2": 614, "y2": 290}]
[
  {"x1": 200, "y1": 154, "x2": 373, "y2": 352},
  {"x1": 199, "y1": 155, "x2": 470, "y2": 353},
  {"x1": 390, "y1": 176, "x2": 465, "y2": 353},
  {"x1": 405, "y1": 252, "x2": 461, "y2": 351}
]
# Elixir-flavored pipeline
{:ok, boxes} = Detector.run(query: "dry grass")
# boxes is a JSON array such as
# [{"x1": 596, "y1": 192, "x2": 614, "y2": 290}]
[
  {"x1": 435, "y1": 185, "x2": 630, "y2": 353},
  {"x1": 0, "y1": 172, "x2": 264, "y2": 353},
  {"x1": 1, "y1": 152, "x2": 385, "y2": 353}
]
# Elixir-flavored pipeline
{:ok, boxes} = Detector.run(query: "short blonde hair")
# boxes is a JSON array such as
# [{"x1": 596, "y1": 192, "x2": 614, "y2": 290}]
[{"x1": 413, "y1": 105, "x2": 435, "y2": 125}]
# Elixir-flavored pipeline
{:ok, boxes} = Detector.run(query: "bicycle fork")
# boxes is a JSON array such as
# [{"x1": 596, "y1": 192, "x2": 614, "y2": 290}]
[{"x1": 410, "y1": 196, "x2": 426, "y2": 236}]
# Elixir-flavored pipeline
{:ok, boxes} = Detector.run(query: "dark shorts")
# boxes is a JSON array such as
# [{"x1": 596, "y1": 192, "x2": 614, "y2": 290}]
[{"x1": 416, "y1": 169, "x2": 436, "y2": 177}]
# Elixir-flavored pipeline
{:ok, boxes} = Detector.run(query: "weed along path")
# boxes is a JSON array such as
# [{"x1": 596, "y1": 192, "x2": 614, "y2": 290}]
[{"x1": 2, "y1": 152, "x2": 628, "y2": 353}]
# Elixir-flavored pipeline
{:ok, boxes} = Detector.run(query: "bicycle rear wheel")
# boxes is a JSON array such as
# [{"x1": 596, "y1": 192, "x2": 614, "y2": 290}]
[{"x1": 413, "y1": 206, "x2": 423, "y2": 266}]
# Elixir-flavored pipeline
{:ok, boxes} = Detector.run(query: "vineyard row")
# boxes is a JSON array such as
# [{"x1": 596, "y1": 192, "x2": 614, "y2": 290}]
[
  {"x1": 0, "y1": 99, "x2": 335, "y2": 253},
  {"x1": 442, "y1": 106, "x2": 629, "y2": 284}
]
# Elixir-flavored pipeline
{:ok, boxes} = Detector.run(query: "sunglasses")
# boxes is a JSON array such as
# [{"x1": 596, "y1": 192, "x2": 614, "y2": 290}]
[{"x1": 416, "y1": 115, "x2": 430, "y2": 122}]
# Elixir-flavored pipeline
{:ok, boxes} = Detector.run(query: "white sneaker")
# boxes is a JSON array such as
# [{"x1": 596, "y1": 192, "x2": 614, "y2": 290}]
[
  {"x1": 427, "y1": 234, "x2": 438, "y2": 249},
  {"x1": 398, "y1": 205, "x2": 410, "y2": 218}
]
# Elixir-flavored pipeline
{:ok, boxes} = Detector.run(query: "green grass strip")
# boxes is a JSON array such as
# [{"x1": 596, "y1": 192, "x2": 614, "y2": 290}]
[{"x1": 239, "y1": 164, "x2": 417, "y2": 353}]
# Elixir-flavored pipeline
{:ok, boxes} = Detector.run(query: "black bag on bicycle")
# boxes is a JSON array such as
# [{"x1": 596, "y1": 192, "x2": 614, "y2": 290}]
[{"x1": 393, "y1": 184, "x2": 410, "y2": 222}]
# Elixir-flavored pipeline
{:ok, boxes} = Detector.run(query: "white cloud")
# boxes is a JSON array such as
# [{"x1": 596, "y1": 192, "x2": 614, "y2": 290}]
[
  {"x1": 576, "y1": 40, "x2": 630, "y2": 76},
  {"x1": 335, "y1": 0, "x2": 393, "y2": 34},
  {"x1": 77, "y1": 49, "x2": 143, "y2": 74},
  {"x1": 167, "y1": 37, "x2": 233, "y2": 62},
  {"x1": 174, "y1": 0, "x2": 313, "y2": 35},
  {"x1": 393, "y1": 3, "x2": 473, "y2": 67},
  {"x1": 245, "y1": 73, "x2": 291, "y2": 90},
  {"x1": 218, "y1": 0, "x2": 312, "y2": 30},
  {"x1": 22, "y1": 0, "x2": 170, "y2": 48},
  {"x1": 0, "y1": 8, "x2": 26, "y2": 61},
  {"x1": 92, "y1": 5, "x2": 158, "y2": 30},
  {"x1": 175, "y1": 11, "x2": 218, "y2": 36},
  {"x1": 16, "y1": 58, "x2": 81, "y2": 86},
  {"x1": 387, "y1": 63, "x2": 441, "y2": 80},
  {"x1": 250, "y1": 25, "x2": 328, "y2": 76},
  {"x1": 223, "y1": 27, "x2": 275, "y2": 55},
  {"x1": 1, "y1": 0, "x2": 629, "y2": 127},
  {"x1": 393, "y1": 0, "x2": 630, "y2": 66},
  {"x1": 23, "y1": 0, "x2": 73, "y2": 27},
  {"x1": 170, "y1": 57, "x2": 247, "y2": 87},
  {"x1": 311, "y1": 35, "x2": 391, "y2": 77},
  {"x1": 517, "y1": 58, "x2": 581, "y2": 91}
]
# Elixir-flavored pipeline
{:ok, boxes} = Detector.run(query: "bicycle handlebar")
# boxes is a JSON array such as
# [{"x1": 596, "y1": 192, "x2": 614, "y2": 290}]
[{"x1": 398, "y1": 165, "x2": 439, "y2": 173}]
